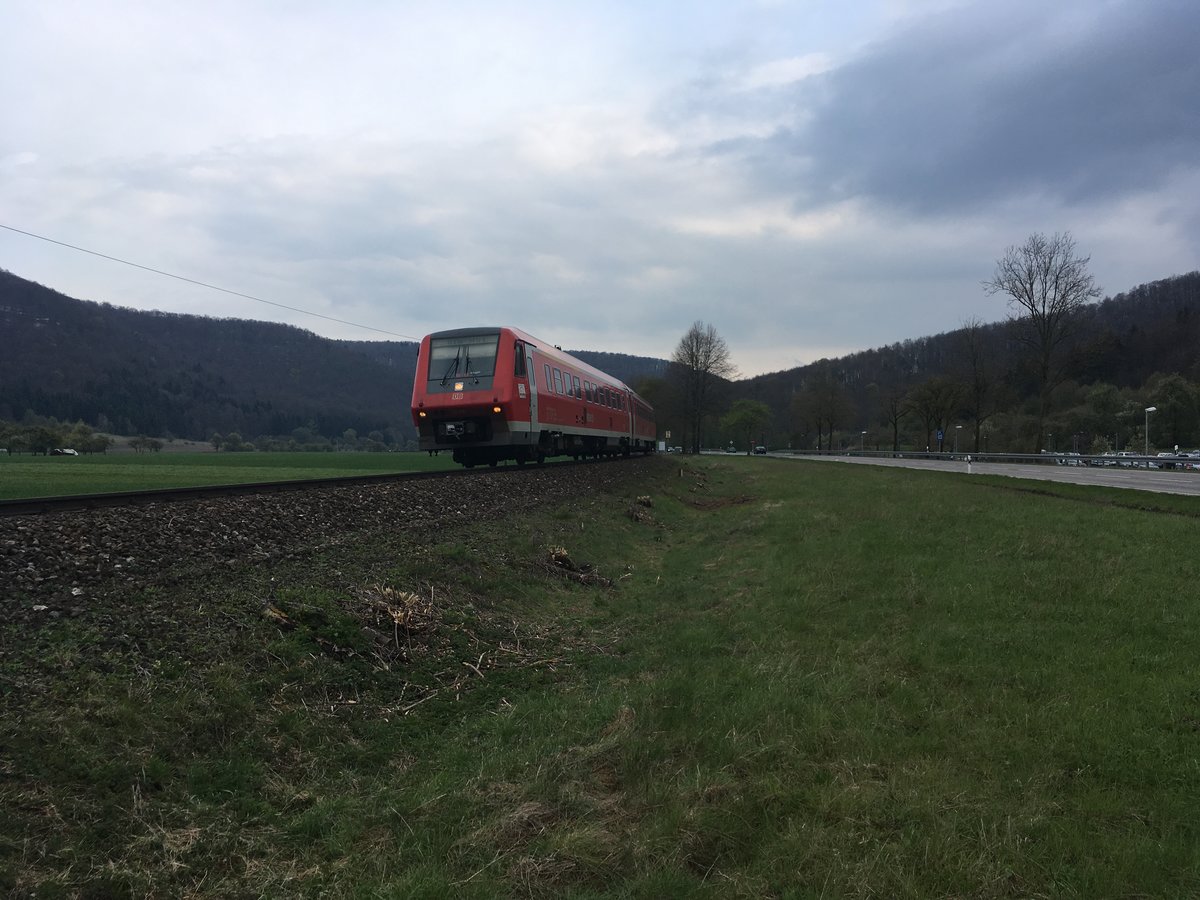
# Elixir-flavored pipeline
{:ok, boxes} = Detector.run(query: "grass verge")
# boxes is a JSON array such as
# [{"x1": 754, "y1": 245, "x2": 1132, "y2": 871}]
[{"x1": 3, "y1": 458, "x2": 1199, "y2": 896}]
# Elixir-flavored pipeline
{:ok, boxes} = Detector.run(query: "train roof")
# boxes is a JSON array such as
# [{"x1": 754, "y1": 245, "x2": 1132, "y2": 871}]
[{"x1": 425, "y1": 325, "x2": 642, "y2": 397}]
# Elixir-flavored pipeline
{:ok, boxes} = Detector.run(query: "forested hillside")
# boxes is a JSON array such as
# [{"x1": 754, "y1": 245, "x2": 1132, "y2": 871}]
[
  {"x1": 722, "y1": 271, "x2": 1200, "y2": 453},
  {"x1": 4, "y1": 268, "x2": 1198, "y2": 453},
  {"x1": 0, "y1": 271, "x2": 669, "y2": 445}
]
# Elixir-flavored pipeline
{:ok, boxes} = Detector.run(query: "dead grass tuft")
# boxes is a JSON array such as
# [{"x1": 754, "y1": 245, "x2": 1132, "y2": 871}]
[{"x1": 357, "y1": 584, "x2": 439, "y2": 635}]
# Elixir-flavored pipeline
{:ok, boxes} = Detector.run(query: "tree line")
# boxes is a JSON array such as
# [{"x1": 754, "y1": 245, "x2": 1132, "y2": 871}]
[
  {"x1": 0, "y1": 418, "x2": 115, "y2": 455},
  {"x1": 651, "y1": 236, "x2": 1200, "y2": 456}
]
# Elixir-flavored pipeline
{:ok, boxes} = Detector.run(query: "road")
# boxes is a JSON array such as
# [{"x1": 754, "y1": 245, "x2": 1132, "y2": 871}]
[{"x1": 772, "y1": 454, "x2": 1200, "y2": 498}]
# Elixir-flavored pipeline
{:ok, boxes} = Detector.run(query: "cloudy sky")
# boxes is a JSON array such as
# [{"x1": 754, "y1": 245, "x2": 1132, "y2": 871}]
[{"x1": 2, "y1": 0, "x2": 1197, "y2": 376}]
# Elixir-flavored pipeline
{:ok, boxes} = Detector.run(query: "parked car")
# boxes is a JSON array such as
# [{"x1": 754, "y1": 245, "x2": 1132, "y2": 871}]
[
  {"x1": 753, "y1": 445, "x2": 767, "y2": 455},
  {"x1": 725, "y1": 444, "x2": 737, "y2": 453},
  {"x1": 1154, "y1": 452, "x2": 1181, "y2": 470}
]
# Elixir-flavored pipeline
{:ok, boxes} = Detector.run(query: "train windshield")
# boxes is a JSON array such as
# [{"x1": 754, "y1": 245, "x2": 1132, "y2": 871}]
[{"x1": 428, "y1": 332, "x2": 500, "y2": 384}]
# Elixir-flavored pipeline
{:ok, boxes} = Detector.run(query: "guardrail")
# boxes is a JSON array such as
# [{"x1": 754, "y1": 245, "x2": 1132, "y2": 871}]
[{"x1": 788, "y1": 450, "x2": 1200, "y2": 471}]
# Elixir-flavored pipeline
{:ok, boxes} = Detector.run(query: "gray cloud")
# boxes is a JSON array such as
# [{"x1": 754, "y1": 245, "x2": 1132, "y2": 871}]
[{"x1": 768, "y1": 0, "x2": 1200, "y2": 214}]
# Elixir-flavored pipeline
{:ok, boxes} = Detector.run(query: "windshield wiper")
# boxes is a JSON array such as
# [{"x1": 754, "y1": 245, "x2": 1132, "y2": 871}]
[
  {"x1": 439, "y1": 347, "x2": 461, "y2": 386},
  {"x1": 464, "y1": 349, "x2": 480, "y2": 384}
]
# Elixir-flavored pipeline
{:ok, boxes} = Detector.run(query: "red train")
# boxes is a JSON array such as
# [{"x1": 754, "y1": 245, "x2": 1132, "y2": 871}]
[{"x1": 410, "y1": 326, "x2": 657, "y2": 467}]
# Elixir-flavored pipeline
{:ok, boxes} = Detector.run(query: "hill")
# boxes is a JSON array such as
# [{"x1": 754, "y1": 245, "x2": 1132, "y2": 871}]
[
  {"x1": 4, "y1": 267, "x2": 1198, "y2": 452},
  {"x1": 0, "y1": 270, "x2": 669, "y2": 444},
  {"x1": 731, "y1": 271, "x2": 1200, "y2": 452}
]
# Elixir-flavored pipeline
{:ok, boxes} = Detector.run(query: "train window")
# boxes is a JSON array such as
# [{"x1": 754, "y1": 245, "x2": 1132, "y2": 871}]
[
  {"x1": 544, "y1": 364, "x2": 552, "y2": 391},
  {"x1": 553, "y1": 368, "x2": 564, "y2": 394},
  {"x1": 573, "y1": 375, "x2": 581, "y2": 399},
  {"x1": 514, "y1": 342, "x2": 527, "y2": 378},
  {"x1": 428, "y1": 332, "x2": 499, "y2": 381}
]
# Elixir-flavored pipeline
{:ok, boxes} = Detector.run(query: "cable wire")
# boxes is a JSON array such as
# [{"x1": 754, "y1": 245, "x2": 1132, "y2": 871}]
[{"x1": 0, "y1": 222, "x2": 421, "y2": 341}]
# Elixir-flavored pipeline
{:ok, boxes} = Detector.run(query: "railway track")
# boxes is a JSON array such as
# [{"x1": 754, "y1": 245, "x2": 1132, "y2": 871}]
[
  {"x1": 0, "y1": 469, "x2": 466, "y2": 518},
  {"x1": 0, "y1": 455, "x2": 638, "y2": 518}
]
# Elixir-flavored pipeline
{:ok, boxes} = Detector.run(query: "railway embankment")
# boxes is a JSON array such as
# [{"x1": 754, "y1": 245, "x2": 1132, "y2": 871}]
[{"x1": 2, "y1": 459, "x2": 655, "y2": 628}]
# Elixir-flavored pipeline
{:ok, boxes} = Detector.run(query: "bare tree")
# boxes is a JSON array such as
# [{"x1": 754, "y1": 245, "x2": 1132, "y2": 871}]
[
  {"x1": 870, "y1": 382, "x2": 909, "y2": 453},
  {"x1": 956, "y1": 317, "x2": 1001, "y2": 453},
  {"x1": 788, "y1": 391, "x2": 814, "y2": 451},
  {"x1": 984, "y1": 232, "x2": 1101, "y2": 450},
  {"x1": 907, "y1": 376, "x2": 963, "y2": 452},
  {"x1": 672, "y1": 321, "x2": 737, "y2": 453},
  {"x1": 808, "y1": 372, "x2": 854, "y2": 452}
]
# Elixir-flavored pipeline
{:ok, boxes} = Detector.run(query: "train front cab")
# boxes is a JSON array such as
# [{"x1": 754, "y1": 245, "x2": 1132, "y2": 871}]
[{"x1": 411, "y1": 327, "x2": 538, "y2": 467}]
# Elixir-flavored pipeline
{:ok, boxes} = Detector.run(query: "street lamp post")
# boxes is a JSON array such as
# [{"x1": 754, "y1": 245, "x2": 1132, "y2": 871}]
[
  {"x1": 1145, "y1": 406, "x2": 1157, "y2": 458},
  {"x1": 860, "y1": 430, "x2": 866, "y2": 452},
  {"x1": 954, "y1": 425, "x2": 962, "y2": 454}
]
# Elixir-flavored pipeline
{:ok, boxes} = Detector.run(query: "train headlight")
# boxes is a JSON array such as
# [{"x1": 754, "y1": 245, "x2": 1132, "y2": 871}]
[
  {"x1": 492, "y1": 405, "x2": 502, "y2": 414},
  {"x1": 418, "y1": 410, "x2": 427, "y2": 418}
]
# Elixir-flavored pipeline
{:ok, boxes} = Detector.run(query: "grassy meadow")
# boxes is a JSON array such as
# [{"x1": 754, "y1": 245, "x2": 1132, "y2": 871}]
[
  {"x1": 3, "y1": 457, "x2": 1200, "y2": 896},
  {"x1": 0, "y1": 450, "x2": 458, "y2": 499}
]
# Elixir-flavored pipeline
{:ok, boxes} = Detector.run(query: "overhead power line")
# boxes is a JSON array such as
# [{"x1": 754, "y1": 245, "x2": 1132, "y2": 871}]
[{"x1": 0, "y1": 222, "x2": 421, "y2": 341}]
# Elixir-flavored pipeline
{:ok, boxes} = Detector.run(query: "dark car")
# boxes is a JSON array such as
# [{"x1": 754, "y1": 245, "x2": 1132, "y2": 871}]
[{"x1": 753, "y1": 445, "x2": 767, "y2": 455}]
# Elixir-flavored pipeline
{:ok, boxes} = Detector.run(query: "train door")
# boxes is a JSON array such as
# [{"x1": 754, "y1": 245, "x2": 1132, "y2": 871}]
[
  {"x1": 521, "y1": 342, "x2": 538, "y2": 437},
  {"x1": 624, "y1": 390, "x2": 634, "y2": 448}
]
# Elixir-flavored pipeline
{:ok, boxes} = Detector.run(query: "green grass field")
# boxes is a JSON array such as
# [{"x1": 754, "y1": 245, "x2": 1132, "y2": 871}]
[
  {"x1": 0, "y1": 451, "x2": 459, "y2": 499},
  {"x1": 4, "y1": 457, "x2": 1200, "y2": 896}
]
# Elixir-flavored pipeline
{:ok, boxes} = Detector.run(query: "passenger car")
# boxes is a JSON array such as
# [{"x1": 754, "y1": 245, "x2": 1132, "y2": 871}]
[{"x1": 410, "y1": 326, "x2": 656, "y2": 468}]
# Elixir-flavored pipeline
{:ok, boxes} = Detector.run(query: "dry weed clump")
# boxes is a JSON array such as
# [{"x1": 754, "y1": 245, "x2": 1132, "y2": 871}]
[
  {"x1": 625, "y1": 494, "x2": 656, "y2": 523},
  {"x1": 545, "y1": 546, "x2": 613, "y2": 587},
  {"x1": 357, "y1": 584, "x2": 439, "y2": 637}
]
